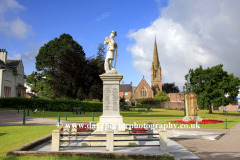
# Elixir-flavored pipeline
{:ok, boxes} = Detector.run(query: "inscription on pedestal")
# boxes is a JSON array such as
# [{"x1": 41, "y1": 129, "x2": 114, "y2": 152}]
[
  {"x1": 103, "y1": 87, "x2": 111, "y2": 110},
  {"x1": 112, "y1": 87, "x2": 119, "y2": 111},
  {"x1": 103, "y1": 86, "x2": 119, "y2": 113}
]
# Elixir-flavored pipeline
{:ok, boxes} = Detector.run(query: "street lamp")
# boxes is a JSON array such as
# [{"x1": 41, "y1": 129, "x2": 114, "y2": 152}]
[
  {"x1": 183, "y1": 86, "x2": 186, "y2": 116},
  {"x1": 34, "y1": 71, "x2": 37, "y2": 111}
]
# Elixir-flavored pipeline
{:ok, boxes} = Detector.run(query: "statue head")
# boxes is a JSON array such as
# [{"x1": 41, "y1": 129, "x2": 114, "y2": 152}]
[{"x1": 111, "y1": 31, "x2": 117, "y2": 37}]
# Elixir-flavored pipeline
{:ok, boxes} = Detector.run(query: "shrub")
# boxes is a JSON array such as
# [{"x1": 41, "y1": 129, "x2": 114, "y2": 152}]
[
  {"x1": 0, "y1": 97, "x2": 102, "y2": 112},
  {"x1": 136, "y1": 98, "x2": 156, "y2": 104}
]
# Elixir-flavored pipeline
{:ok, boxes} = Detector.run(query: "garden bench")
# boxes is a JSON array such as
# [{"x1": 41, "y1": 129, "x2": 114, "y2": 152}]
[
  {"x1": 138, "y1": 108, "x2": 147, "y2": 113},
  {"x1": 73, "y1": 107, "x2": 85, "y2": 115}
]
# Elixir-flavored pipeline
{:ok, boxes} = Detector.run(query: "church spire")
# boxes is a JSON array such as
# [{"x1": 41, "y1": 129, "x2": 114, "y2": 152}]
[{"x1": 152, "y1": 36, "x2": 160, "y2": 69}]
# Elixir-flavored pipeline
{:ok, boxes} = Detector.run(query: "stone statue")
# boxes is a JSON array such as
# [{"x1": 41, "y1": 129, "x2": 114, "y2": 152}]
[
  {"x1": 187, "y1": 71, "x2": 193, "y2": 94},
  {"x1": 104, "y1": 31, "x2": 118, "y2": 73}
]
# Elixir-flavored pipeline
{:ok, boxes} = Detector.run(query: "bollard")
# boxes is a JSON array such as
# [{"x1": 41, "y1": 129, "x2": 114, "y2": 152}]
[
  {"x1": 106, "y1": 129, "x2": 114, "y2": 151},
  {"x1": 27, "y1": 108, "x2": 29, "y2": 116},
  {"x1": 51, "y1": 130, "x2": 60, "y2": 151},
  {"x1": 24, "y1": 105, "x2": 25, "y2": 113},
  {"x1": 63, "y1": 127, "x2": 70, "y2": 143},
  {"x1": 92, "y1": 112, "x2": 94, "y2": 122},
  {"x1": 230, "y1": 113, "x2": 231, "y2": 117},
  {"x1": 23, "y1": 112, "x2": 25, "y2": 125},
  {"x1": 159, "y1": 130, "x2": 167, "y2": 151},
  {"x1": 225, "y1": 119, "x2": 227, "y2": 129},
  {"x1": 43, "y1": 110, "x2": 45, "y2": 118},
  {"x1": 147, "y1": 122, "x2": 153, "y2": 138},
  {"x1": 65, "y1": 112, "x2": 67, "y2": 121},
  {"x1": 58, "y1": 113, "x2": 60, "y2": 125},
  {"x1": 17, "y1": 106, "x2": 19, "y2": 114}
]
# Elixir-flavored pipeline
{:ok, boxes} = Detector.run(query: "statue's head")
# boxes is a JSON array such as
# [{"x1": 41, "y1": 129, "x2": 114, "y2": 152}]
[{"x1": 111, "y1": 30, "x2": 117, "y2": 37}]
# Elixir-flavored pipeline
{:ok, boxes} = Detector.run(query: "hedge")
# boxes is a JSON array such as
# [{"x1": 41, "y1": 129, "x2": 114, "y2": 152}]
[{"x1": 0, "y1": 98, "x2": 103, "y2": 112}]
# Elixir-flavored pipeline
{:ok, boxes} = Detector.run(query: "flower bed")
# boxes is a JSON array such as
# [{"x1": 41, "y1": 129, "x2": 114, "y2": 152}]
[
  {"x1": 168, "y1": 119, "x2": 224, "y2": 124},
  {"x1": 131, "y1": 127, "x2": 147, "y2": 134}
]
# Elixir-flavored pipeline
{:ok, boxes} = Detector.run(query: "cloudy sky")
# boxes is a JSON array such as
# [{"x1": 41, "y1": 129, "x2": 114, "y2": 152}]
[{"x1": 1, "y1": 0, "x2": 239, "y2": 91}]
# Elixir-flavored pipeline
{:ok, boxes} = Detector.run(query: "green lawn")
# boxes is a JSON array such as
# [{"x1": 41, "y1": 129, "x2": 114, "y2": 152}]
[{"x1": 20, "y1": 109, "x2": 240, "y2": 129}]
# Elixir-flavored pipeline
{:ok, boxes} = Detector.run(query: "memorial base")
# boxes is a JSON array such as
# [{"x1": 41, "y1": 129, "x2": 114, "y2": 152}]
[
  {"x1": 183, "y1": 116, "x2": 202, "y2": 122},
  {"x1": 82, "y1": 130, "x2": 139, "y2": 146}
]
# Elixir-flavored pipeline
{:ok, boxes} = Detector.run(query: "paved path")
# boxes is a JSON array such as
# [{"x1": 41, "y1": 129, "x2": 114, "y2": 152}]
[
  {"x1": 0, "y1": 110, "x2": 90, "y2": 126},
  {"x1": 1, "y1": 110, "x2": 240, "y2": 159}
]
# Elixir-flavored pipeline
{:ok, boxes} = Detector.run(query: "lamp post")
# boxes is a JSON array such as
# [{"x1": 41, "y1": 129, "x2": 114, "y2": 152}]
[
  {"x1": 34, "y1": 72, "x2": 37, "y2": 110},
  {"x1": 183, "y1": 86, "x2": 186, "y2": 116}
]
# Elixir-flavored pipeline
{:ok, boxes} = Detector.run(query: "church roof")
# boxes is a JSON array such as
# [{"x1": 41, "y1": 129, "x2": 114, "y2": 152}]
[
  {"x1": 119, "y1": 84, "x2": 132, "y2": 92},
  {"x1": 6, "y1": 59, "x2": 21, "y2": 70}
]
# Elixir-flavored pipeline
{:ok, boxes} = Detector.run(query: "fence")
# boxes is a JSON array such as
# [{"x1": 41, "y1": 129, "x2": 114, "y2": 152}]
[{"x1": 51, "y1": 126, "x2": 168, "y2": 152}]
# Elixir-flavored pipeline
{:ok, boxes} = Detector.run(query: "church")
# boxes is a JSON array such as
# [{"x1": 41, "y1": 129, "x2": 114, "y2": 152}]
[
  {"x1": 119, "y1": 37, "x2": 162, "y2": 102},
  {"x1": 133, "y1": 37, "x2": 162, "y2": 99}
]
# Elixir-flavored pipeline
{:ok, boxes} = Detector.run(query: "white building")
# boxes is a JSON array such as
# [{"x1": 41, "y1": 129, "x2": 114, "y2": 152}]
[{"x1": 0, "y1": 49, "x2": 26, "y2": 97}]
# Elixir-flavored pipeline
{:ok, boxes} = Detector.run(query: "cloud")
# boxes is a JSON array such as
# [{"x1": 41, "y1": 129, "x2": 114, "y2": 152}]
[
  {"x1": 96, "y1": 12, "x2": 111, "y2": 21},
  {"x1": 127, "y1": 0, "x2": 240, "y2": 90},
  {"x1": 0, "y1": 0, "x2": 32, "y2": 40}
]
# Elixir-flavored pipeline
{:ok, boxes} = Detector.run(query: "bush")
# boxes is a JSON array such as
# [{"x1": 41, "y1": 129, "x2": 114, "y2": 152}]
[
  {"x1": 136, "y1": 98, "x2": 156, "y2": 104},
  {"x1": 153, "y1": 91, "x2": 170, "y2": 102},
  {"x1": 0, "y1": 98, "x2": 103, "y2": 112}
]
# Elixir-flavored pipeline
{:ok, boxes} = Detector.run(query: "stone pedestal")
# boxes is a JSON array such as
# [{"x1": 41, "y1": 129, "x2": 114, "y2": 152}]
[
  {"x1": 96, "y1": 72, "x2": 125, "y2": 132},
  {"x1": 183, "y1": 94, "x2": 202, "y2": 122}
]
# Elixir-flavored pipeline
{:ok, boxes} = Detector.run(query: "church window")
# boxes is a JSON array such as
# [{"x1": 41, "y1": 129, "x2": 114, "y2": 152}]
[
  {"x1": 155, "y1": 70, "x2": 157, "y2": 78},
  {"x1": 141, "y1": 87, "x2": 146, "y2": 97}
]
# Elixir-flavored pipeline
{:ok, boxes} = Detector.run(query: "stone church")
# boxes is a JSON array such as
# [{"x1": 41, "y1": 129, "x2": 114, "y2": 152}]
[{"x1": 133, "y1": 37, "x2": 162, "y2": 99}]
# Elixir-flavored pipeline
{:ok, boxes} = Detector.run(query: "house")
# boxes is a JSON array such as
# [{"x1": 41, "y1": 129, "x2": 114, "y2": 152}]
[
  {"x1": 119, "y1": 81, "x2": 132, "y2": 102},
  {"x1": 0, "y1": 49, "x2": 26, "y2": 97}
]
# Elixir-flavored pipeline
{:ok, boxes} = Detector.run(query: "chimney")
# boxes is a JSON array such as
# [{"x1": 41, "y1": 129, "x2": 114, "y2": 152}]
[
  {"x1": 0, "y1": 49, "x2": 7, "y2": 63},
  {"x1": 130, "y1": 82, "x2": 132, "y2": 86},
  {"x1": 122, "y1": 81, "x2": 124, "y2": 84}
]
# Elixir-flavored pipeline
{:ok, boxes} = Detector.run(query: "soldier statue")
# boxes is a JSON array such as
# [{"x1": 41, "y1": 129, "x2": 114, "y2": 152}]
[{"x1": 187, "y1": 71, "x2": 193, "y2": 94}]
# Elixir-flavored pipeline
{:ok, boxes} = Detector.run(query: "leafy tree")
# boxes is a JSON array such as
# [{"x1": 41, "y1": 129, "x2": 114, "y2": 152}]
[
  {"x1": 26, "y1": 72, "x2": 55, "y2": 99},
  {"x1": 95, "y1": 43, "x2": 106, "y2": 67},
  {"x1": 36, "y1": 33, "x2": 85, "y2": 73},
  {"x1": 153, "y1": 91, "x2": 170, "y2": 102},
  {"x1": 136, "y1": 98, "x2": 156, "y2": 104},
  {"x1": 162, "y1": 82, "x2": 179, "y2": 93},
  {"x1": 185, "y1": 64, "x2": 240, "y2": 114},
  {"x1": 48, "y1": 49, "x2": 104, "y2": 100}
]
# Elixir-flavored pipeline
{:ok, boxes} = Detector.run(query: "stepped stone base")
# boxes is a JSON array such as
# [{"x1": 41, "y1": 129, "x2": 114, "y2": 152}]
[
  {"x1": 183, "y1": 116, "x2": 202, "y2": 122},
  {"x1": 82, "y1": 130, "x2": 139, "y2": 146}
]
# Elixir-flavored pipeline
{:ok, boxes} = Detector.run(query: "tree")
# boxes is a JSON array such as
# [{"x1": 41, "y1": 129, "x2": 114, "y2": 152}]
[
  {"x1": 26, "y1": 71, "x2": 55, "y2": 99},
  {"x1": 36, "y1": 33, "x2": 85, "y2": 74},
  {"x1": 95, "y1": 43, "x2": 106, "y2": 67},
  {"x1": 185, "y1": 64, "x2": 240, "y2": 114},
  {"x1": 162, "y1": 82, "x2": 179, "y2": 93},
  {"x1": 48, "y1": 49, "x2": 104, "y2": 100},
  {"x1": 154, "y1": 91, "x2": 170, "y2": 102}
]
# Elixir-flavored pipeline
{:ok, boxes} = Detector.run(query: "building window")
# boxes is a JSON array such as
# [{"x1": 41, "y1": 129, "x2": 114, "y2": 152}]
[
  {"x1": 18, "y1": 90, "x2": 22, "y2": 97},
  {"x1": 155, "y1": 70, "x2": 157, "y2": 78},
  {"x1": 124, "y1": 92, "x2": 128, "y2": 96},
  {"x1": 4, "y1": 87, "x2": 11, "y2": 97},
  {"x1": 141, "y1": 87, "x2": 146, "y2": 97}
]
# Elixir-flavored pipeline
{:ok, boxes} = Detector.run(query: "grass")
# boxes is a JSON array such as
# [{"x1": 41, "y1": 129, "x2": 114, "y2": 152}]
[{"x1": 19, "y1": 109, "x2": 240, "y2": 129}]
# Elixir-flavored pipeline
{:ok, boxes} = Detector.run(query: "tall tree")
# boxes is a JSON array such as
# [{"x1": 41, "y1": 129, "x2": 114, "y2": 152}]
[
  {"x1": 35, "y1": 33, "x2": 85, "y2": 74},
  {"x1": 185, "y1": 64, "x2": 240, "y2": 114},
  {"x1": 154, "y1": 91, "x2": 170, "y2": 102},
  {"x1": 162, "y1": 82, "x2": 179, "y2": 93},
  {"x1": 95, "y1": 43, "x2": 106, "y2": 67}
]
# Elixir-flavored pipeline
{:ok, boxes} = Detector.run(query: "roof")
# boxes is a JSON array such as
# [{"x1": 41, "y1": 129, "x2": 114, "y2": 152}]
[
  {"x1": 119, "y1": 84, "x2": 132, "y2": 92},
  {"x1": 6, "y1": 59, "x2": 21, "y2": 71},
  {"x1": 0, "y1": 60, "x2": 6, "y2": 68}
]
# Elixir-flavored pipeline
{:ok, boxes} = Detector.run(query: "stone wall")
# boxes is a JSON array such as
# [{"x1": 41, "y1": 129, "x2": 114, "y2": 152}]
[{"x1": 150, "y1": 102, "x2": 184, "y2": 109}]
